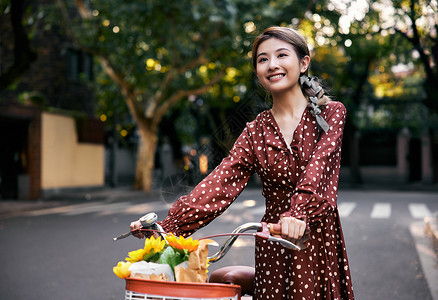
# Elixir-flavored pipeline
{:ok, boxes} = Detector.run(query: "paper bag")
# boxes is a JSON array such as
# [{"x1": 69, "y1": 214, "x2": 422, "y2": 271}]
[{"x1": 174, "y1": 239, "x2": 217, "y2": 283}]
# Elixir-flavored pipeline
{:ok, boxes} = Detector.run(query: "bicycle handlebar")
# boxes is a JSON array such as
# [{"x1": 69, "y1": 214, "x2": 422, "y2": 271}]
[
  {"x1": 113, "y1": 213, "x2": 303, "y2": 264},
  {"x1": 207, "y1": 222, "x2": 301, "y2": 263}
]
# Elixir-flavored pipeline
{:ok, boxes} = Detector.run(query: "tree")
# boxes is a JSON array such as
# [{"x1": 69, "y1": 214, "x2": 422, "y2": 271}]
[
  {"x1": 375, "y1": 0, "x2": 438, "y2": 182},
  {"x1": 0, "y1": 0, "x2": 37, "y2": 91},
  {"x1": 56, "y1": 0, "x2": 246, "y2": 191},
  {"x1": 377, "y1": 0, "x2": 438, "y2": 112},
  {"x1": 56, "y1": 0, "x2": 328, "y2": 191}
]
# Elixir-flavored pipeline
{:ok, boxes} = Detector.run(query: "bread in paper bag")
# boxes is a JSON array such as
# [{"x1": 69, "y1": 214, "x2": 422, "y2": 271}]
[{"x1": 174, "y1": 239, "x2": 217, "y2": 283}]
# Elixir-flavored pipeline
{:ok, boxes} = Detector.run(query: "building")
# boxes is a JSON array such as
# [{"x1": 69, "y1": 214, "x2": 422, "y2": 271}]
[{"x1": 0, "y1": 1, "x2": 104, "y2": 200}]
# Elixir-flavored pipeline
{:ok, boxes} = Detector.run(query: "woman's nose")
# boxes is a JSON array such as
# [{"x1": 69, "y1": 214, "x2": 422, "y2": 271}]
[{"x1": 268, "y1": 58, "x2": 279, "y2": 70}]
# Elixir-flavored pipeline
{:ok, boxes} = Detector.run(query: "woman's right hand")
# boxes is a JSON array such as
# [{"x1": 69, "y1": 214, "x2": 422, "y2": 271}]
[
  {"x1": 129, "y1": 220, "x2": 146, "y2": 239},
  {"x1": 129, "y1": 219, "x2": 162, "y2": 239}
]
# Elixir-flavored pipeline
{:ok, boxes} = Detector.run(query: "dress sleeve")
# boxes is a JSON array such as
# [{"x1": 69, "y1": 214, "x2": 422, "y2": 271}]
[
  {"x1": 159, "y1": 126, "x2": 256, "y2": 237},
  {"x1": 283, "y1": 102, "x2": 346, "y2": 227}
]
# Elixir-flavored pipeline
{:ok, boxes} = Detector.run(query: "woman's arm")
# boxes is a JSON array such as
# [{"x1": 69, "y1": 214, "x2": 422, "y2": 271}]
[
  {"x1": 282, "y1": 102, "x2": 347, "y2": 236},
  {"x1": 143, "y1": 126, "x2": 257, "y2": 238}
]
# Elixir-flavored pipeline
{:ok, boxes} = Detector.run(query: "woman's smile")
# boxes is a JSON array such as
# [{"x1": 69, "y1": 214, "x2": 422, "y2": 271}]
[{"x1": 267, "y1": 73, "x2": 285, "y2": 81}]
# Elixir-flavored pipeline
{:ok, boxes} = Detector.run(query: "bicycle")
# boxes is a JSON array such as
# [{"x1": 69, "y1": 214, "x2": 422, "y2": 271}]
[{"x1": 114, "y1": 212, "x2": 303, "y2": 300}]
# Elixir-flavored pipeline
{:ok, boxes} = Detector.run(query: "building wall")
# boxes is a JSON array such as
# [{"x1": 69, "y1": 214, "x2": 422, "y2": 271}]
[{"x1": 41, "y1": 112, "x2": 104, "y2": 189}]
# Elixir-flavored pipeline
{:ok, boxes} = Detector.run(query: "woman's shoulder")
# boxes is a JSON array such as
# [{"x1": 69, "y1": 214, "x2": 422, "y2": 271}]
[
  {"x1": 246, "y1": 110, "x2": 271, "y2": 128},
  {"x1": 239, "y1": 110, "x2": 271, "y2": 138},
  {"x1": 324, "y1": 100, "x2": 346, "y2": 114}
]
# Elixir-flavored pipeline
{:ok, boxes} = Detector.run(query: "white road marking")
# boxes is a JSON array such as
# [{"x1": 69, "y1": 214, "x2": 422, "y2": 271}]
[
  {"x1": 370, "y1": 203, "x2": 391, "y2": 219},
  {"x1": 22, "y1": 198, "x2": 435, "y2": 221},
  {"x1": 408, "y1": 203, "x2": 432, "y2": 219},
  {"x1": 338, "y1": 202, "x2": 357, "y2": 217}
]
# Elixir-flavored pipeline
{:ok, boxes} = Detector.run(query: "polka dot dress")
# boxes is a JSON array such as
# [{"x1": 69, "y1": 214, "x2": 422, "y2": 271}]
[{"x1": 160, "y1": 101, "x2": 354, "y2": 299}]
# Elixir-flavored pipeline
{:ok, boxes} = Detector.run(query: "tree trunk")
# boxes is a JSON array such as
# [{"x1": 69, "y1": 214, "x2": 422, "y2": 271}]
[
  {"x1": 133, "y1": 120, "x2": 159, "y2": 191},
  {"x1": 345, "y1": 121, "x2": 363, "y2": 185},
  {"x1": 0, "y1": 0, "x2": 37, "y2": 90}
]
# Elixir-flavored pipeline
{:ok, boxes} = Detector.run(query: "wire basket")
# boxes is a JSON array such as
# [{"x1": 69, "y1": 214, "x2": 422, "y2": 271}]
[{"x1": 125, "y1": 278, "x2": 241, "y2": 300}]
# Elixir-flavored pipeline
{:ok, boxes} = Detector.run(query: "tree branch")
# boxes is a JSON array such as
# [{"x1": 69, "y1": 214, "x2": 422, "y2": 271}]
[
  {"x1": 409, "y1": 0, "x2": 421, "y2": 47},
  {"x1": 393, "y1": 27, "x2": 414, "y2": 44},
  {"x1": 145, "y1": 50, "x2": 209, "y2": 118},
  {"x1": 176, "y1": 51, "x2": 208, "y2": 75},
  {"x1": 74, "y1": 0, "x2": 92, "y2": 18},
  {"x1": 152, "y1": 71, "x2": 224, "y2": 125}
]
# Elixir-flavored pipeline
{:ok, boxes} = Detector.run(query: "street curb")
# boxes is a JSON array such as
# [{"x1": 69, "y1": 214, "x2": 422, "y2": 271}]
[
  {"x1": 425, "y1": 212, "x2": 438, "y2": 251},
  {"x1": 410, "y1": 222, "x2": 438, "y2": 300}
]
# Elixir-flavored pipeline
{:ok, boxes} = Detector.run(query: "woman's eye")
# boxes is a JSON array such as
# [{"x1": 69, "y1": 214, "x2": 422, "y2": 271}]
[
  {"x1": 258, "y1": 57, "x2": 267, "y2": 63},
  {"x1": 278, "y1": 53, "x2": 287, "y2": 58}
]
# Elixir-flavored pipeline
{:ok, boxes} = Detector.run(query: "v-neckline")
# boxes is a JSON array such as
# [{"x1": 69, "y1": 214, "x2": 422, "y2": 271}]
[{"x1": 267, "y1": 108, "x2": 307, "y2": 151}]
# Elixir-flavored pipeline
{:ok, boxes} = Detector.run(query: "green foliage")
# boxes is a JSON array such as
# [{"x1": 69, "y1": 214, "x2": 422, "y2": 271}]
[
  {"x1": 158, "y1": 246, "x2": 189, "y2": 273},
  {"x1": 142, "y1": 250, "x2": 162, "y2": 263},
  {"x1": 63, "y1": 0, "x2": 434, "y2": 143},
  {"x1": 65, "y1": 0, "x2": 331, "y2": 140},
  {"x1": 70, "y1": 0, "x2": 236, "y2": 87}
]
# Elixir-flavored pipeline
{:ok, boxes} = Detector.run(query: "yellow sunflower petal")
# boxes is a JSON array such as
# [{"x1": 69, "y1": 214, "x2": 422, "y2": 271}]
[
  {"x1": 144, "y1": 236, "x2": 166, "y2": 254},
  {"x1": 125, "y1": 248, "x2": 146, "y2": 262},
  {"x1": 165, "y1": 234, "x2": 200, "y2": 252},
  {"x1": 113, "y1": 261, "x2": 131, "y2": 279}
]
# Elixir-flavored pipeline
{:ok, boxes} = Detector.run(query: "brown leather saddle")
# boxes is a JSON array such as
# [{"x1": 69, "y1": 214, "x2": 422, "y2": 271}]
[{"x1": 209, "y1": 266, "x2": 255, "y2": 296}]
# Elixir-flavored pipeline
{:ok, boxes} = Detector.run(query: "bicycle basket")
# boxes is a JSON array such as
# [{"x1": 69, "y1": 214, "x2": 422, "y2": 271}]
[{"x1": 125, "y1": 277, "x2": 241, "y2": 300}]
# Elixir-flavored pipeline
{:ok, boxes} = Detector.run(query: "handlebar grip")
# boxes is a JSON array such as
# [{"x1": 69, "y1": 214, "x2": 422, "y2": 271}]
[{"x1": 268, "y1": 223, "x2": 281, "y2": 235}]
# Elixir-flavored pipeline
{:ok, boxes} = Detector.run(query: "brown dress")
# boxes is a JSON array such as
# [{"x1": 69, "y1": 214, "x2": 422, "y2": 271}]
[{"x1": 160, "y1": 101, "x2": 355, "y2": 299}]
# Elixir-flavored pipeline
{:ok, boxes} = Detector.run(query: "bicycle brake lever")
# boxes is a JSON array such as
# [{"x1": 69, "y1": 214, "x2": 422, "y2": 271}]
[
  {"x1": 113, "y1": 231, "x2": 133, "y2": 241},
  {"x1": 267, "y1": 235, "x2": 301, "y2": 251},
  {"x1": 113, "y1": 213, "x2": 160, "y2": 242}
]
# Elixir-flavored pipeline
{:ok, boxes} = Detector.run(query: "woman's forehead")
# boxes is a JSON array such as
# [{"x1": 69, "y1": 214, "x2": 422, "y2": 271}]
[{"x1": 256, "y1": 38, "x2": 294, "y2": 54}]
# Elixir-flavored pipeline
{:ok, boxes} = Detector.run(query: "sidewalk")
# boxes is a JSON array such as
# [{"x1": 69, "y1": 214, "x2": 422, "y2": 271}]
[
  {"x1": 0, "y1": 185, "x2": 160, "y2": 220},
  {"x1": 425, "y1": 212, "x2": 438, "y2": 252}
]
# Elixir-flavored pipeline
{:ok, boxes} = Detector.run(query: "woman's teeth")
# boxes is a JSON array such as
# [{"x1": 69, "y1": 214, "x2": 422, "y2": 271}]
[{"x1": 269, "y1": 74, "x2": 284, "y2": 80}]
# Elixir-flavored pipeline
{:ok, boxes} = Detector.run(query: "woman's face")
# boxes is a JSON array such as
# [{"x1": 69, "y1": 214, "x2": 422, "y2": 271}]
[{"x1": 255, "y1": 37, "x2": 309, "y2": 95}]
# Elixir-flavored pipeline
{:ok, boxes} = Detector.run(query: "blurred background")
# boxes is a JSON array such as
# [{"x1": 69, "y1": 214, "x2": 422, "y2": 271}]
[{"x1": 0, "y1": 0, "x2": 437, "y2": 200}]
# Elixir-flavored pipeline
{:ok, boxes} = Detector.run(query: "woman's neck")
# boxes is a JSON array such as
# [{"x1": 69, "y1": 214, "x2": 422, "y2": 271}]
[{"x1": 271, "y1": 88, "x2": 308, "y2": 119}]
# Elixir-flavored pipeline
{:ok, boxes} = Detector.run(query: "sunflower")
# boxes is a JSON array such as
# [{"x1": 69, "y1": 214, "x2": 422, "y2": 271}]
[
  {"x1": 144, "y1": 235, "x2": 166, "y2": 254},
  {"x1": 125, "y1": 248, "x2": 147, "y2": 262},
  {"x1": 165, "y1": 234, "x2": 200, "y2": 252},
  {"x1": 113, "y1": 261, "x2": 132, "y2": 279}
]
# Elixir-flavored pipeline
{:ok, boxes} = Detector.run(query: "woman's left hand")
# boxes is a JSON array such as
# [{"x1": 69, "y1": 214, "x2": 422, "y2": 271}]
[{"x1": 278, "y1": 216, "x2": 306, "y2": 242}]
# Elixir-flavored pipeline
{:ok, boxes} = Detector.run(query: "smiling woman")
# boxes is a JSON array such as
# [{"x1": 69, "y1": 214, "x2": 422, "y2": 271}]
[{"x1": 130, "y1": 27, "x2": 354, "y2": 300}]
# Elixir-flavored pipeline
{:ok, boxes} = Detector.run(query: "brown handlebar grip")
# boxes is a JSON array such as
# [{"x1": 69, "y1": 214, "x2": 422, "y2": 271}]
[{"x1": 269, "y1": 223, "x2": 281, "y2": 235}]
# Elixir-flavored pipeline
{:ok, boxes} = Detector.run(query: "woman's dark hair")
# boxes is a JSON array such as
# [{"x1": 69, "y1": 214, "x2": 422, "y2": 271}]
[{"x1": 252, "y1": 27, "x2": 330, "y2": 106}]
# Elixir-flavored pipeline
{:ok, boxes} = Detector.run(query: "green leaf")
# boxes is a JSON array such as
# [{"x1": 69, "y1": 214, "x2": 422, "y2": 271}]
[
  {"x1": 158, "y1": 247, "x2": 189, "y2": 272},
  {"x1": 143, "y1": 251, "x2": 161, "y2": 263}
]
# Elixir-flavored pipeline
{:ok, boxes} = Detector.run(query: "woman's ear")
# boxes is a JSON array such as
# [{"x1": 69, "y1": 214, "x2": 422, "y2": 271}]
[{"x1": 300, "y1": 56, "x2": 311, "y2": 73}]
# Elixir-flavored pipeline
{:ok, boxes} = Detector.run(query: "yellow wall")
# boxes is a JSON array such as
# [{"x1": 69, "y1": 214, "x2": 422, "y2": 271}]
[{"x1": 41, "y1": 112, "x2": 104, "y2": 189}]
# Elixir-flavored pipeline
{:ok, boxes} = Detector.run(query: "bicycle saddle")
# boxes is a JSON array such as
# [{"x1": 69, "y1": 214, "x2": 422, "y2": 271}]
[{"x1": 209, "y1": 265, "x2": 255, "y2": 296}]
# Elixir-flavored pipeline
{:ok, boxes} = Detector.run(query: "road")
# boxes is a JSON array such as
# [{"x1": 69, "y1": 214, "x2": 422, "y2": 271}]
[{"x1": 0, "y1": 188, "x2": 437, "y2": 299}]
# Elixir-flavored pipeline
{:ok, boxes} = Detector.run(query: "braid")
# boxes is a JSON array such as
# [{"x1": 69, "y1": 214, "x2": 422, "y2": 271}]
[
  {"x1": 299, "y1": 75, "x2": 331, "y2": 107},
  {"x1": 299, "y1": 75, "x2": 331, "y2": 134}
]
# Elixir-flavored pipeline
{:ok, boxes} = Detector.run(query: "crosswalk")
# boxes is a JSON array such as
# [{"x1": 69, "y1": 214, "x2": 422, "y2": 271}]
[
  {"x1": 23, "y1": 199, "x2": 434, "y2": 220},
  {"x1": 338, "y1": 202, "x2": 432, "y2": 219}
]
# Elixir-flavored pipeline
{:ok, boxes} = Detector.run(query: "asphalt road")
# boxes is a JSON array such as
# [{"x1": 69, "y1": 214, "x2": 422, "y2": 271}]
[{"x1": 0, "y1": 188, "x2": 437, "y2": 299}]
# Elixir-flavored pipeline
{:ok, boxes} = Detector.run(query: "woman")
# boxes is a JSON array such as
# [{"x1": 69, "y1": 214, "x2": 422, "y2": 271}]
[{"x1": 131, "y1": 26, "x2": 354, "y2": 299}]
